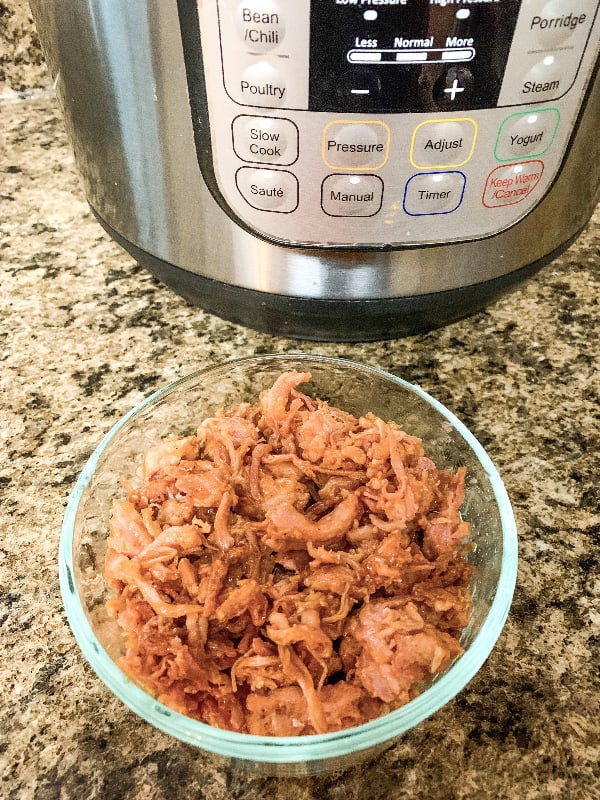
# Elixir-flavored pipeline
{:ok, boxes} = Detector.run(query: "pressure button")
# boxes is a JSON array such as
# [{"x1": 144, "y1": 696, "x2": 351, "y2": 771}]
[{"x1": 323, "y1": 121, "x2": 390, "y2": 170}]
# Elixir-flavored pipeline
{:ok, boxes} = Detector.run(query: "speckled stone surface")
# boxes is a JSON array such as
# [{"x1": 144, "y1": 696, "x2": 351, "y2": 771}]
[{"x1": 2, "y1": 80, "x2": 600, "y2": 800}]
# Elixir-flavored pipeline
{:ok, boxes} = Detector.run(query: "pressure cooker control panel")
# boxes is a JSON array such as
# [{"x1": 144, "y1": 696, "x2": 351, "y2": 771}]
[{"x1": 180, "y1": 0, "x2": 600, "y2": 248}]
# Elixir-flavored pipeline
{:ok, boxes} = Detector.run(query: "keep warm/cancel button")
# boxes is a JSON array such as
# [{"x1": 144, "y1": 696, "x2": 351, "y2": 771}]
[{"x1": 482, "y1": 160, "x2": 544, "y2": 208}]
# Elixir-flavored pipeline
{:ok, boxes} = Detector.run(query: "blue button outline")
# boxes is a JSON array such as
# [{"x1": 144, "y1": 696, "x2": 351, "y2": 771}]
[{"x1": 403, "y1": 170, "x2": 466, "y2": 216}]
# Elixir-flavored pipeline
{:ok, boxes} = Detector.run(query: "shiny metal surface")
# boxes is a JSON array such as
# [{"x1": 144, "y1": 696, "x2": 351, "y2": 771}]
[{"x1": 31, "y1": 0, "x2": 600, "y2": 301}]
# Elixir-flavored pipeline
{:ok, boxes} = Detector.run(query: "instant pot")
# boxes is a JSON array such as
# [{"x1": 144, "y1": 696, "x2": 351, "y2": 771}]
[{"x1": 31, "y1": 0, "x2": 600, "y2": 341}]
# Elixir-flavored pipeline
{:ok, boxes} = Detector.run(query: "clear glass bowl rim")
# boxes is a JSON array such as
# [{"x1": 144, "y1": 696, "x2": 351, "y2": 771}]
[{"x1": 59, "y1": 353, "x2": 518, "y2": 764}]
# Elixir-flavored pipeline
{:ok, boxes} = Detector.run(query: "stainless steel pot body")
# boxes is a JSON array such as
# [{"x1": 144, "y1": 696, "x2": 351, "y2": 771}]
[{"x1": 31, "y1": 0, "x2": 600, "y2": 340}]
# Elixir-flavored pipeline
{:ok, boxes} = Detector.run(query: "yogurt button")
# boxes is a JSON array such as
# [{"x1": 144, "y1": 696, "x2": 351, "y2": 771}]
[
  {"x1": 495, "y1": 108, "x2": 559, "y2": 161},
  {"x1": 236, "y1": 166, "x2": 298, "y2": 212}
]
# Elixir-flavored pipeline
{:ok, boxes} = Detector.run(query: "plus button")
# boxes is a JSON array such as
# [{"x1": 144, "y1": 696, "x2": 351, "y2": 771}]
[{"x1": 444, "y1": 78, "x2": 465, "y2": 101}]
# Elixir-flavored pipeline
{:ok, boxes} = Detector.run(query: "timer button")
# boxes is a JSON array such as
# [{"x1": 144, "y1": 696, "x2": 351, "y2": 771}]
[
  {"x1": 235, "y1": 167, "x2": 298, "y2": 212},
  {"x1": 495, "y1": 108, "x2": 559, "y2": 162},
  {"x1": 403, "y1": 171, "x2": 466, "y2": 216},
  {"x1": 410, "y1": 118, "x2": 477, "y2": 169},
  {"x1": 233, "y1": 0, "x2": 286, "y2": 52}
]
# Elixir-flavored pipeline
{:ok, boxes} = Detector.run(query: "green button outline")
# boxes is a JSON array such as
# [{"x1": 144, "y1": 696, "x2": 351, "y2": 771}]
[{"x1": 494, "y1": 108, "x2": 560, "y2": 163}]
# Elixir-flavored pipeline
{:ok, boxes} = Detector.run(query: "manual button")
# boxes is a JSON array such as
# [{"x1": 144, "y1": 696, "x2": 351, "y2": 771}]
[
  {"x1": 236, "y1": 167, "x2": 298, "y2": 212},
  {"x1": 321, "y1": 174, "x2": 383, "y2": 217}
]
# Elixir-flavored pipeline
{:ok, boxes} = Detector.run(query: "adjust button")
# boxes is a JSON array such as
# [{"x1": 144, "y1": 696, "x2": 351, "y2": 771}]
[
  {"x1": 236, "y1": 167, "x2": 298, "y2": 212},
  {"x1": 233, "y1": 0, "x2": 286, "y2": 52},
  {"x1": 232, "y1": 115, "x2": 299, "y2": 165},
  {"x1": 411, "y1": 118, "x2": 477, "y2": 168},
  {"x1": 403, "y1": 171, "x2": 466, "y2": 216},
  {"x1": 495, "y1": 108, "x2": 559, "y2": 162},
  {"x1": 321, "y1": 174, "x2": 383, "y2": 217},
  {"x1": 323, "y1": 121, "x2": 390, "y2": 170}
]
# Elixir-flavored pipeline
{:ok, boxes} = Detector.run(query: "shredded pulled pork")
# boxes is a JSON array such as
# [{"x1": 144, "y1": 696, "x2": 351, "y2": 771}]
[{"x1": 104, "y1": 370, "x2": 474, "y2": 735}]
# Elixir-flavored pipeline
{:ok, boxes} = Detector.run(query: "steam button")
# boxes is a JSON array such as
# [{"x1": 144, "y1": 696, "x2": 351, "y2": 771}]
[
  {"x1": 235, "y1": 166, "x2": 298, "y2": 212},
  {"x1": 233, "y1": 0, "x2": 286, "y2": 52}
]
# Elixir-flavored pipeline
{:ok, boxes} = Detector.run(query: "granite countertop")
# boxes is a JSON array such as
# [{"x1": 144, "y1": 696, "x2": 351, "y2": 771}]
[{"x1": 2, "y1": 78, "x2": 600, "y2": 799}]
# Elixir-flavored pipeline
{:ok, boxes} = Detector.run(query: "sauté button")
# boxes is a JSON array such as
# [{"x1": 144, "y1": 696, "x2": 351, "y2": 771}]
[
  {"x1": 232, "y1": 115, "x2": 299, "y2": 165},
  {"x1": 410, "y1": 118, "x2": 477, "y2": 168},
  {"x1": 236, "y1": 167, "x2": 298, "y2": 212},
  {"x1": 495, "y1": 108, "x2": 559, "y2": 161}
]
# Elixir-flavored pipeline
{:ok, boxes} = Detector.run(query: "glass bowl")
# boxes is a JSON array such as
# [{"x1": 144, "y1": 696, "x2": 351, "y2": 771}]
[{"x1": 60, "y1": 354, "x2": 517, "y2": 776}]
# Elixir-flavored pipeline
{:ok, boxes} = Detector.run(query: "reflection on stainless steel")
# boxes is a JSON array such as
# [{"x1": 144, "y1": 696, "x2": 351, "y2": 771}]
[{"x1": 30, "y1": 0, "x2": 600, "y2": 304}]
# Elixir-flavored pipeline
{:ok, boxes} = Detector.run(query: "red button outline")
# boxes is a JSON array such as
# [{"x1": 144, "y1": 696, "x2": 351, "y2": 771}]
[{"x1": 482, "y1": 160, "x2": 545, "y2": 208}]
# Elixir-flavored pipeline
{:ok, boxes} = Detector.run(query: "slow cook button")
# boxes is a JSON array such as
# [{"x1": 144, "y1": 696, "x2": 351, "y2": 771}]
[
  {"x1": 235, "y1": 166, "x2": 298, "y2": 212},
  {"x1": 495, "y1": 108, "x2": 559, "y2": 162},
  {"x1": 232, "y1": 115, "x2": 299, "y2": 165},
  {"x1": 403, "y1": 171, "x2": 466, "y2": 216},
  {"x1": 233, "y1": 0, "x2": 286, "y2": 52},
  {"x1": 238, "y1": 60, "x2": 287, "y2": 107},
  {"x1": 321, "y1": 174, "x2": 383, "y2": 217},
  {"x1": 482, "y1": 161, "x2": 544, "y2": 207}
]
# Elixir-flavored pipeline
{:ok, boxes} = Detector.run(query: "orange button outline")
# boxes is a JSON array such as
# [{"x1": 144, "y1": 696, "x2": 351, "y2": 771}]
[
  {"x1": 322, "y1": 120, "x2": 391, "y2": 171},
  {"x1": 410, "y1": 117, "x2": 477, "y2": 169}
]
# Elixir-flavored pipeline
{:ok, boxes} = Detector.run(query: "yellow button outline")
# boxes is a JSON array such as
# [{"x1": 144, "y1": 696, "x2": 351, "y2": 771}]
[
  {"x1": 410, "y1": 118, "x2": 477, "y2": 169},
  {"x1": 323, "y1": 120, "x2": 391, "y2": 171}
]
